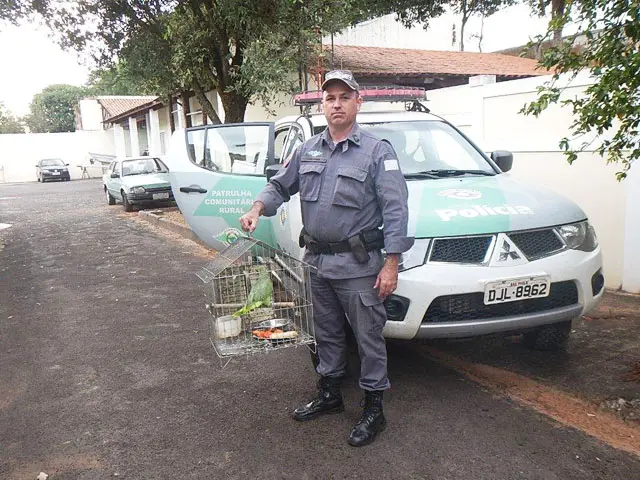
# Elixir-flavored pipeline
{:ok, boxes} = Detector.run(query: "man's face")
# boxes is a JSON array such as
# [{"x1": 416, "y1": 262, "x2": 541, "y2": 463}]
[{"x1": 322, "y1": 82, "x2": 362, "y2": 129}]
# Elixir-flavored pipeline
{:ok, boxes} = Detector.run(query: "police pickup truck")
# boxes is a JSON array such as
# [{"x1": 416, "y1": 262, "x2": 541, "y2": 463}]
[{"x1": 166, "y1": 87, "x2": 603, "y2": 350}]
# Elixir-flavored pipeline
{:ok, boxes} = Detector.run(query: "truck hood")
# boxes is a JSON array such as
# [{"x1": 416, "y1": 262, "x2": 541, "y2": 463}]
[{"x1": 407, "y1": 174, "x2": 587, "y2": 238}]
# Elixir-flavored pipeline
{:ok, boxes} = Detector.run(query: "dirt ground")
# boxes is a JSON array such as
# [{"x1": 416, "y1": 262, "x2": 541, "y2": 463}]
[{"x1": 1, "y1": 179, "x2": 639, "y2": 480}]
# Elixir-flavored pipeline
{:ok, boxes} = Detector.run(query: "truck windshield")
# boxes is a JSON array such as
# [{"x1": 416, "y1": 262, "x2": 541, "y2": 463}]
[{"x1": 315, "y1": 121, "x2": 495, "y2": 177}]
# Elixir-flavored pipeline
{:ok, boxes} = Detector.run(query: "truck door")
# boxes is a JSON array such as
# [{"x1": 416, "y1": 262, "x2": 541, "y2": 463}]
[{"x1": 166, "y1": 123, "x2": 275, "y2": 250}]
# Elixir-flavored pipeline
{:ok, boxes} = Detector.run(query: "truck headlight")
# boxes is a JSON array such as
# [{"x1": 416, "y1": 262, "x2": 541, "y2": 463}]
[
  {"x1": 131, "y1": 186, "x2": 146, "y2": 194},
  {"x1": 398, "y1": 239, "x2": 430, "y2": 271},
  {"x1": 556, "y1": 221, "x2": 598, "y2": 252}
]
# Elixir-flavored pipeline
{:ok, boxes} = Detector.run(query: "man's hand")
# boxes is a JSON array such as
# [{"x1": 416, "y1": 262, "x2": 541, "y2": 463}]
[
  {"x1": 374, "y1": 254, "x2": 400, "y2": 298},
  {"x1": 239, "y1": 201, "x2": 264, "y2": 233}
]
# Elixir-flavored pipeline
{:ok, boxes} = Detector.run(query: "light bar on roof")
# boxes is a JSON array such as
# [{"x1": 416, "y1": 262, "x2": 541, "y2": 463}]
[{"x1": 294, "y1": 86, "x2": 426, "y2": 106}]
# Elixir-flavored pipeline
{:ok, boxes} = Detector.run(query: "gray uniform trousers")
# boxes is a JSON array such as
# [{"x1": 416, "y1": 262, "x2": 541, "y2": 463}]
[{"x1": 311, "y1": 272, "x2": 390, "y2": 391}]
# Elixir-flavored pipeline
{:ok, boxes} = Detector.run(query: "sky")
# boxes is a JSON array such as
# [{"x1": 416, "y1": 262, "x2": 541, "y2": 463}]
[
  {"x1": 0, "y1": 23, "x2": 91, "y2": 117},
  {"x1": 0, "y1": 5, "x2": 556, "y2": 118}
]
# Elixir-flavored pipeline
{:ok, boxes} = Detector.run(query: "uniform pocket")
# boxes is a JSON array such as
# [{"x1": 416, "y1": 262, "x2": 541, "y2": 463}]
[
  {"x1": 299, "y1": 163, "x2": 325, "y2": 202},
  {"x1": 358, "y1": 289, "x2": 386, "y2": 333},
  {"x1": 333, "y1": 166, "x2": 368, "y2": 208}
]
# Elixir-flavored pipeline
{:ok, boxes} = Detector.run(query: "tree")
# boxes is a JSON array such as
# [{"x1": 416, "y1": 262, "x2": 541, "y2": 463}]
[
  {"x1": 24, "y1": 84, "x2": 87, "y2": 133},
  {"x1": 529, "y1": 0, "x2": 566, "y2": 43},
  {"x1": 38, "y1": 1, "x2": 450, "y2": 124},
  {"x1": 0, "y1": 0, "x2": 47, "y2": 24},
  {"x1": 450, "y1": 0, "x2": 516, "y2": 51},
  {"x1": 0, "y1": 103, "x2": 24, "y2": 134},
  {"x1": 521, "y1": 0, "x2": 640, "y2": 180}
]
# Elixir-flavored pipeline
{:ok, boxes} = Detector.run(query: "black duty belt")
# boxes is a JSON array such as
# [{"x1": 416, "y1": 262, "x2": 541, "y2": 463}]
[{"x1": 299, "y1": 229, "x2": 385, "y2": 262}]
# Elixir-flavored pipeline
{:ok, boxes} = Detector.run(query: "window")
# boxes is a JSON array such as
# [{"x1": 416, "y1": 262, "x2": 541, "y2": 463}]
[
  {"x1": 41, "y1": 159, "x2": 65, "y2": 167},
  {"x1": 274, "y1": 126, "x2": 290, "y2": 163},
  {"x1": 282, "y1": 124, "x2": 304, "y2": 163},
  {"x1": 187, "y1": 129, "x2": 206, "y2": 166},
  {"x1": 360, "y1": 121, "x2": 492, "y2": 175},
  {"x1": 187, "y1": 124, "x2": 273, "y2": 175},
  {"x1": 121, "y1": 158, "x2": 169, "y2": 176}
]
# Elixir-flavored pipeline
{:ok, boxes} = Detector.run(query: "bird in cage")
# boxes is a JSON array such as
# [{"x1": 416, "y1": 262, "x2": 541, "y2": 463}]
[{"x1": 232, "y1": 266, "x2": 273, "y2": 317}]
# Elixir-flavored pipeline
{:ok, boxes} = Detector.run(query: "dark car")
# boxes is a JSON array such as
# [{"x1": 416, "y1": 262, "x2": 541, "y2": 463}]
[{"x1": 36, "y1": 158, "x2": 71, "y2": 182}]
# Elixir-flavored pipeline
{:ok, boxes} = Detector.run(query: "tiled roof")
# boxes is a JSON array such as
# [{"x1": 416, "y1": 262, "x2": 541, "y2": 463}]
[
  {"x1": 96, "y1": 96, "x2": 159, "y2": 121},
  {"x1": 322, "y1": 45, "x2": 546, "y2": 78}
]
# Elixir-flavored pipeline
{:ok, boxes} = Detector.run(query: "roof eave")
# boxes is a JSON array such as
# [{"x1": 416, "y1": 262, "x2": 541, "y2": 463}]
[{"x1": 102, "y1": 99, "x2": 164, "y2": 124}]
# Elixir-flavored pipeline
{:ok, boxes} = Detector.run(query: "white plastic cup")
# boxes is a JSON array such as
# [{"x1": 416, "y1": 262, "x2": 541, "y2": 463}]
[{"x1": 215, "y1": 315, "x2": 241, "y2": 339}]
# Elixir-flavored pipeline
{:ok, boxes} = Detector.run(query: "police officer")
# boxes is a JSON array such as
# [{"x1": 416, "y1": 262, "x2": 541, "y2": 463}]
[{"x1": 239, "y1": 70, "x2": 413, "y2": 447}]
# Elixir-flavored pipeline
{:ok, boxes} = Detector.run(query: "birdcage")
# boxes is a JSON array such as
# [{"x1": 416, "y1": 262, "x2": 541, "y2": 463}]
[{"x1": 197, "y1": 236, "x2": 315, "y2": 359}]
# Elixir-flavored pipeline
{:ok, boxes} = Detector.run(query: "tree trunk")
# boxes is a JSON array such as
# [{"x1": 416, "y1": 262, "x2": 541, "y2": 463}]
[
  {"x1": 477, "y1": 14, "x2": 485, "y2": 53},
  {"x1": 219, "y1": 90, "x2": 249, "y2": 124},
  {"x1": 168, "y1": 94, "x2": 175, "y2": 133},
  {"x1": 192, "y1": 82, "x2": 222, "y2": 125},
  {"x1": 180, "y1": 91, "x2": 191, "y2": 128},
  {"x1": 551, "y1": 0, "x2": 565, "y2": 43},
  {"x1": 460, "y1": 16, "x2": 468, "y2": 51}
]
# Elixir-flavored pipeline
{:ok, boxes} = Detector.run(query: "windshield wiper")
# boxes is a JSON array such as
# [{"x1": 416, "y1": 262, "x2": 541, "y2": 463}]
[
  {"x1": 403, "y1": 171, "x2": 441, "y2": 179},
  {"x1": 407, "y1": 169, "x2": 495, "y2": 178}
]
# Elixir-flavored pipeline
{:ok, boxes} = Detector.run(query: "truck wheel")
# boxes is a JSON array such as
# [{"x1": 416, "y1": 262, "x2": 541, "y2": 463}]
[{"x1": 522, "y1": 320, "x2": 572, "y2": 351}]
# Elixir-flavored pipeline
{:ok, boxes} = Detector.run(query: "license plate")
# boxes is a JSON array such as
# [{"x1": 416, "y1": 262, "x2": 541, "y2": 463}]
[
  {"x1": 152, "y1": 192, "x2": 169, "y2": 200},
  {"x1": 51, "y1": 171, "x2": 60, "y2": 175},
  {"x1": 484, "y1": 275, "x2": 550, "y2": 305}
]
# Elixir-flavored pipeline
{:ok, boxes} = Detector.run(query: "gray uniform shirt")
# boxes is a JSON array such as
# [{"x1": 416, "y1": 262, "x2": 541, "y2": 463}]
[{"x1": 256, "y1": 123, "x2": 414, "y2": 280}]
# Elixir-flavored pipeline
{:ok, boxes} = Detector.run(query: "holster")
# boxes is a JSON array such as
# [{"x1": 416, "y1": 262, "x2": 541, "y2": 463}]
[{"x1": 348, "y1": 235, "x2": 370, "y2": 263}]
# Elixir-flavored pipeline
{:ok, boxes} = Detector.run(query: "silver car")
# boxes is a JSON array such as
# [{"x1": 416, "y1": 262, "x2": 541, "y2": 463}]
[{"x1": 103, "y1": 156, "x2": 174, "y2": 212}]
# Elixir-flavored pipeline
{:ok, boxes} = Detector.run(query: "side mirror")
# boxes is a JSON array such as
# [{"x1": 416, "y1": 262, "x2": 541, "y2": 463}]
[
  {"x1": 110, "y1": 172, "x2": 120, "y2": 178},
  {"x1": 266, "y1": 164, "x2": 283, "y2": 182},
  {"x1": 65, "y1": 163, "x2": 69, "y2": 166},
  {"x1": 491, "y1": 150, "x2": 513, "y2": 172}
]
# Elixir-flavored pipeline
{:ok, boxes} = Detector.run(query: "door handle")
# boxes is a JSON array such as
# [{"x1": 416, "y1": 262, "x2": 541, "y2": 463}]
[{"x1": 179, "y1": 186, "x2": 207, "y2": 194}]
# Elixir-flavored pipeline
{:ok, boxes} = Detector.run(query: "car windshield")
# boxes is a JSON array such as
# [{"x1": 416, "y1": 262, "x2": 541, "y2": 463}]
[
  {"x1": 41, "y1": 159, "x2": 64, "y2": 167},
  {"x1": 121, "y1": 158, "x2": 168, "y2": 176},
  {"x1": 315, "y1": 120, "x2": 495, "y2": 177}
]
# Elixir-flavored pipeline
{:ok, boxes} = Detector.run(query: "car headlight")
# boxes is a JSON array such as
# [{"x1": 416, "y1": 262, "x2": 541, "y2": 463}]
[
  {"x1": 555, "y1": 221, "x2": 598, "y2": 252},
  {"x1": 130, "y1": 186, "x2": 146, "y2": 194},
  {"x1": 398, "y1": 239, "x2": 430, "y2": 271}
]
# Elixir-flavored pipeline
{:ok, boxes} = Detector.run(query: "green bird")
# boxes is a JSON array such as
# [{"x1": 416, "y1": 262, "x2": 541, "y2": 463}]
[{"x1": 232, "y1": 267, "x2": 273, "y2": 317}]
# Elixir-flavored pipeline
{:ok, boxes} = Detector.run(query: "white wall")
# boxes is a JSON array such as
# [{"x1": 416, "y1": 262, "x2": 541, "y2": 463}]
[
  {"x1": 77, "y1": 99, "x2": 104, "y2": 131},
  {"x1": 0, "y1": 130, "x2": 115, "y2": 182},
  {"x1": 328, "y1": 5, "x2": 556, "y2": 53},
  {"x1": 427, "y1": 72, "x2": 634, "y2": 291},
  {"x1": 244, "y1": 92, "x2": 300, "y2": 122}
]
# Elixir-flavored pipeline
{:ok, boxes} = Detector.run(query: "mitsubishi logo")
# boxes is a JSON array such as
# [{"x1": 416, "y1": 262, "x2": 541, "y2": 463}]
[{"x1": 499, "y1": 239, "x2": 520, "y2": 261}]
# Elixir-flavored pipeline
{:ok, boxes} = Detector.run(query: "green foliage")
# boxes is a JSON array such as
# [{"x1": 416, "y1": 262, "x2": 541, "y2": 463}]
[
  {"x1": 35, "y1": 0, "x2": 451, "y2": 124},
  {"x1": 521, "y1": 0, "x2": 640, "y2": 180},
  {"x1": 0, "y1": 103, "x2": 24, "y2": 134},
  {"x1": 0, "y1": 0, "x2": 47, "y2": 24},
  {"x1": 24, "y1": 84, "x2": 87, "y2": 133}
]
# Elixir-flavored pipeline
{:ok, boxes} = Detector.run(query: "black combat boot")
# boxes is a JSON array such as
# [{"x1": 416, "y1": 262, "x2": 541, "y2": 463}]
[
  {"x1": 292, "y1": 376, "x2": 344, "y2": 422},
  {"x1": 348, "y1": 390, "x2": 387, "y2": 447}
]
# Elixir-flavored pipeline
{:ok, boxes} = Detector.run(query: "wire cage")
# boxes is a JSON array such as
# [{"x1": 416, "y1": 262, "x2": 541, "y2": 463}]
[{"x1": 197, "y1": 236, "x2": 315, "y2": 359}]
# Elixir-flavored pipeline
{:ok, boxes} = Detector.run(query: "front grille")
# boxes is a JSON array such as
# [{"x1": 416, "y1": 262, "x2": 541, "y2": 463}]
[
  {"x1": 508, "y1": 229, "x2": 564, "y2": 260},
  {"x1": 429, "y1": 236, "x2": 493, "y2": 264},
  {"x1": 146, "y1": 186, "x2": 171, "y2": 193},
  {"x1": 423, "y1": 281, "x2": 578, "y2": 323}
]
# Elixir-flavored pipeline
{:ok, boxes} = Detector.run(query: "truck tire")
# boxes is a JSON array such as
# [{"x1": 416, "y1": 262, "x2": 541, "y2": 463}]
[{"x1": 522, "y1": 320, "x2": 572, "y2": 351}]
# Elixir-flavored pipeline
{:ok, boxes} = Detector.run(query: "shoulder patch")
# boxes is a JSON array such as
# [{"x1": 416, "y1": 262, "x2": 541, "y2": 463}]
[{"x1": 384, "y1": 159, "x2": 399, "y2": 171}]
